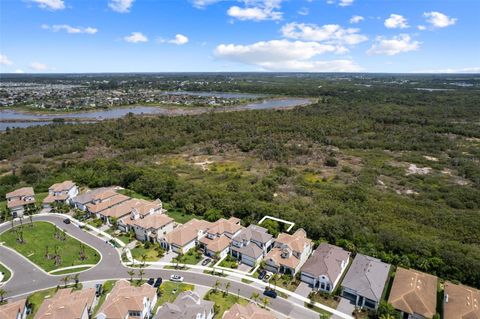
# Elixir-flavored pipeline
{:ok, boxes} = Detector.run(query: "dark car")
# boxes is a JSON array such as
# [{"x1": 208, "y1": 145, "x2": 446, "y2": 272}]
[
  {"x1": 201, "y1": 258, "x2": 212, "y2": 266},
  {"x1": 147, "y1": 278, "x2": 155, "y2": 286},
  {"x1": 63, "y1": 218, "x2": 71, "y2": 224},
  {"x1": 263, "y1": 288, "x2": 277, "y2": 299},
  {"x1": 154, "y1": 277, "x2": 162, "y2": 288},
  {"x1": 95, "y1": 283, "x2": 103, "y2": 297},
  {"x1": 258, "y1": 270, "x2": 266, "y2": 280}
]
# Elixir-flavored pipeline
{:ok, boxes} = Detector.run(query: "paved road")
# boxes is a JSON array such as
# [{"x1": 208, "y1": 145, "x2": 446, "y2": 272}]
[{"x1": 0, "y1": 215, "x2": 319, "y2": 319}]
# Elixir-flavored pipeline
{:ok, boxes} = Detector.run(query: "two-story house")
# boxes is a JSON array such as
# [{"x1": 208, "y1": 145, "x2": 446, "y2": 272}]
[
  {"x1": 300, "y1": 243, "x2": 351, "y2": 293},
  {"x1": 35, "y1": 288, "x2": 96, "y2": 319},
  {"x1": 0, "y1": 298, "x2": 28, "y2": 319},
  {"x1": 198, "y1": 217, "x2": 243, "y2": 259},
  {"x1": 154, "y1": 291, "x2": 214, "y2": 319},
  {"x1": 96, "y1": 280, "x2": 157, "y2": 319},
  {"x1": 117, "y1": 199, "x2": 165, "y2": 232},
  {"x1": 264, "y1": 228, "x2": 312, "y2": 275},
  {"x1": 6, "y1": 187, "x2": 36, "y2": 217},
  {"x1": 230, "y1": 225, "x2": 273, "y2": 267},
  {"x1": 42, "y1": 180, "x2": 79, "y2": 209},
  {"x1": 160, "y1": 219, "x2": 212, "y2": 254}
]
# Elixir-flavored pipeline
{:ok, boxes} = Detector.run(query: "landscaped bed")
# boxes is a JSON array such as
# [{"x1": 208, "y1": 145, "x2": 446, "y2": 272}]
[
  {"x1": 172, "y1": 248, "x2": 203, "y2": 265},
  {"x1": 0, "y1": 221, "x2": 100, "y2": 272}
]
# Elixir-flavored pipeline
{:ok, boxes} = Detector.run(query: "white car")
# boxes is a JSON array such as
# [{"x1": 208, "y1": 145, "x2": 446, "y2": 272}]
[{"x1": 170, "y1": 274, "x2": 184, "y2": 282}]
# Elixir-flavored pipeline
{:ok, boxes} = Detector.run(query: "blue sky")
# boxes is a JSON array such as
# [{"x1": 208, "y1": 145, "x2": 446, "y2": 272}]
[{"x1": 0, "y1": 0, "x2": 479, "y2": 73}]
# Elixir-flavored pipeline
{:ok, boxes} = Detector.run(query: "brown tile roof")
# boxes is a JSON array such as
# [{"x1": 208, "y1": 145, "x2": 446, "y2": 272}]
[
  {"x1": 301, "y1": 243, "x2": 350, "y2": 281},
  {"x1": 87, "y1": 194, "x2": 130, "y2": 214},
  {"x1": 265, "y1": 247, "x2": 300, "y2": 269},
  {"x1": 6, "y1": 187, "x2": 35, "y2": 199},
  {"x1": 134, "y1": 213, "x2": 174, "y2": 230},
  {"x1": 164, "y1": 219, "x2": 212, "y2": 247},
  {"x1": 99, "y1": 199, "x2": 146, "y2": 219},
  {"x1": 7, "y1": 197, "x2": 36, "y2": 209},
  {"x1": 275, "y1": 229, "x2": 311, "y2": 253},
  {"x1": 444, "y1": 282, "x2": 480, "y2": 319},
  {"x1": 199, "y1": 235, "x2": 231, "y2": 253},
  {"x1": 97, "y1": 280, "x2": 156, "y2": 319},
  {"x1": 34, "y1": 288, "x2": 95, "y2": 319},
  {"x1": 0, "y1": 298, "x2": 27, "y2": 319},
  {"x1": 92, "y1": 189, "x2": 118, "y2": 202},
  {"x1": 134, "y1": 199, "x2": 163, "y2": 216},
  {"x1": 73, "y1": 187, "x2": 115, "y2": 205},
  {"x1": 49, "y1": 181, "x2": 75, "y2": 192},
  {"x1": 388, "y1": 267, "x2": 437, "y2": 318},
  {"x1": 222, "y1": 303, "x2": 276, "y2": 319},
  {"x1": 208, "y1": 218, "x2": 243, "y2": 237}
]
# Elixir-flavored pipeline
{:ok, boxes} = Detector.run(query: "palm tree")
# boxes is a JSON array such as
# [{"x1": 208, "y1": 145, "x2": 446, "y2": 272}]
[
  {"x1": 0, "y1": 288, "x2": 6, "y2": 303},
  {"x1": 262, "y1": 297, "x2": 269, "y2": 309},
  {"x1": 138, "y1": 268, "x2": 145, "y2": 282},
  {"x1": 141, "y1": 254, "x2": 147, "y2": 267},
  {"x1": 61, "y1": 275, "x2": 70, "y2": 288},
  {"x1": 213, "y1": 280, "x2": 221, "y2": 293},
  {"x1": 224, "y1": 282, "x2": 231, "y2": 296},
  {"x1": 127, "y1": 269, "x2": 135, "y2": 281},
  {"x1": 250, "y1": 292, "x2": 259, "y2": 304}
]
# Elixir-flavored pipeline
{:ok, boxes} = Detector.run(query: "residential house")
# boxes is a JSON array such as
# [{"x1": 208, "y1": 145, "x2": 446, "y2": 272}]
[
  {"x1": 341, "y1": 254, "x2": 391, "y2": 310},
  {"x1": 96, "y1": 280, "x2": 157, "y2": 319},
  {"x1": 132, "y1": 213, "x2": 174, "y2": 242},
  {"x1": 34, "y1": 288, "x2": 96, "y2": 319},
  {"x1": 72, "y1": 187, "x2": 117, "y2": 211},
  {"x1": 117, "y1": 199, "x2": 165, "y2": 232},
  {"x1": 198, "y1": 217, "x2": 243, "y2": 259},
  {"x1": 160, "y1": 218, "x2": 212, "y2": 254},
  {"x1": 388, "y1": 267, "x2": 438, "y2": 319},
  {"x1": 154, "y1": 291, "x2": 214, "y2": 319},
  {"x1": 42, "y1": 181, "x2": 78, "y2": 209},
  {"x1": 230, "y1": 225, "x2": 273, "y2": 267},
  {"x1": 300, "y1": 243, "x2": 350, "y2": 293},
  {"x1": 264, "y1": 228, "x2": 312, "y2": 275},
  {"x1": 222, "y1": 303, "x2": 276, "y2": 319},
  {"x1": 443, "y1": 282, "x2": 480, "y2": 319},
  {"x1": 6, "y1": 187, "x2": 35, "y2": 217},
  {"x1": 86, "y1": 192, "x2": 130, "y2": 221},
  {"x1": 0, "y1": 298, "x2": 28, "y2": 319}
]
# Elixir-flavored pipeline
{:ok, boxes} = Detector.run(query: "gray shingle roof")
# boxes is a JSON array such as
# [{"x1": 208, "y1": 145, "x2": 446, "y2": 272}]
[
  {"x1": 154, "y1": 291, "x2": 214, "y2": 319},
  {"x1": 234, "y1": 225, "x2": 272, "y2": 244},
  {"x1": 341, "y1": 253, "x2": 391, "y2": 302}
]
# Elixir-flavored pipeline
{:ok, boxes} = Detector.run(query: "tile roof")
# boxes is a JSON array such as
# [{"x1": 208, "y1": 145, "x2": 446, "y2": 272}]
[
  {"x1": 99, "y1": 199, "x2": 146, "y2": 219},
  {"x1": 49, "y1": 181, "x2": 76, "y2": 192},
  {"x1": 6, "y1": 187, "x2": 35, "y2": 199},
  {"x1": 164, "y1": 219, "x2": 212, "y2": 247},
  {"x1": 265, "y1": 247, "x2": 300, "y2": 269},
  {"x1": 7, "y1": 197, "x2": 36, "y2": 209},
  {"x1": 34, "y1": 288, "x2": 95, "y2": 319},
  {"x1": 223, "y1": 303, "x2": 276, "y2": 319},
  {"x1": 154, "y1": 291, "x2": 214, "y2": 319},
  {"x1": 301, "y1": 243, "x2": 350, "y2": 281},
  {"x1": 97, "y1": 280, "x2": 156, "y2": 319},
  {"x1": 444, "y1": 282, "x2": 480, "y2": 319},
  {"x1": 388, "y1": 267, "x2": 437, "y2": 318},
  {"x1": 275, "y1": 229, "x2": 311, "y2": 253},
  {"x1": 73, "y1": 187, "x2": 116, "y2": 205},
  {"x1": 233, "y1": 225, "x2": 272, "y2": 244},
  {"x1": 341, "y1": 254, "x2": 391, "y2": 302},
  {"x1": 207, "y1": 217, "x2": 243, "y2": 237},
  {"x1": 199, "y1": 235, "x2": 231, "y2": 253},
  {"x1": 133, "y1": 199, "x2": 163, "y2": 216},
  {"x1": 134, "y1": 213, "x2": 174, "y2": 230},
  {"x1": 0, "y1": 298, "x2": 27, "y2": 319},
  {"x1": 87, "y1": 194, "x2": 130, "y2": 214},
  {"x1": 232, "y1": 242, "x2": 263, "y2": 259}
]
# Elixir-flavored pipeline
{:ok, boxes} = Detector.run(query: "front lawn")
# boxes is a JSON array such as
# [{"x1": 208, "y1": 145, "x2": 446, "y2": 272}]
[
  {"x1": 156, "y1": 281, "x2": 194, "y2": 306},
  {"x1": 274, "y1": 274, "x2": 301, "y2": 292},
  {"x1": 0, "y1": 222, "x2": 100, "y2": 272},
  {"x1": 0, "y1": 262, "x2": 11, "y2": 282},
  {"x1": 308, "y1": 291, "x2": 340, "y2": 309},
  {"x1": 131, "y1": 242, "x2": 165, "y2": 262},
  {"x1": 173, "y1": 248, "x2": 202, "y2": 265},
  {"x1": 218, "y1": 255, "x2": 238, "y2": 269},
  {"x1": 204, "y1": 290, "x2": 249, "y2": 318}
]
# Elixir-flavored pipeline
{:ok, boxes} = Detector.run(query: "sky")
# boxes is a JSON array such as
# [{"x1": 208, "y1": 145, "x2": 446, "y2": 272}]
[{"x1": 0, "y1": 0, "x2": 479, "y2": 73}]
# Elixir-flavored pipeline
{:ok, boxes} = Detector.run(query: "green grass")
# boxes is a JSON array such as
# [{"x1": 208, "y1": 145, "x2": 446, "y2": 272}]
[
  {"x1": 50, "y1": 265, "x2": 92, "y2": 275},
  {"x1": 35, "y1": 192, "x2": 49, "y2": 206},
  {"x1": 165, "y1": 209, "x2": 203, "y2": 224},
  {"x1": 117, "y1": 189, "x2": 151, "y2": 200},
  {"x1": 204, "y1": 290, "x2": 249, "y2": 318},
  {"x1": 93, "y1": 280, "x2": 116, "y2": 315},
  {"x1": 174, "y1": 249, "x2": 202, "y2": 265},
  {"x1": 131, "y1": 244, "x2": 164, "y2": 262},
  {"x1": 218, "y1": 255, "x2": 238, "y2": 269},
  {"x1": 156, "y1": 281, "x2": 194, "y2": 305},
  {"x1": 0, "y1": 262, "x2": 11, "y2": 282},
  {"x1": 304, "y1": 302, "x2": 332, "y2": 318},
  {"x1": 0, "y1": 222, "x2": 100, "y2": 272}
]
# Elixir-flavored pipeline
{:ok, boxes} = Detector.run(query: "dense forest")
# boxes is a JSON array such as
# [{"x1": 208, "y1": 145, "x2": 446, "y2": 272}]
[{"x1": 1, "y1": 78, "x2": 479, "y2": 288}]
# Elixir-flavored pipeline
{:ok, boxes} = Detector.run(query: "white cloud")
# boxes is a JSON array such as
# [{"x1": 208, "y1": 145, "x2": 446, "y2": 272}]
[
  {"x1": 419, "y1": 67, "x2": 480, "y2": 73},
  {"x1": 424, "y1": 11, "x2": 457, "y2": 28},
  {"x1": 297, "y1": 7, "x2": 309, "y2": 16},
  {"x1": 339, "y1": 0, "x2": 354, "y2": 7},
  {"x1": 109, "y1": 0, "x2": 134, "y2": 13},
  {"x1": 41, "y1": 24, "x2": 97, "y2": 34},
  {"x1": 214, "y1": 39, "x2": 362, "y2": 72},
  {"x1": 169, "y1": 34, "x2": 189, "y2": 45},
  {"x1": 349, "y1": 15, "x2": 364, "y2": 24},
  {"x1": 417, "y1": 25, "x2": 426, "y2": 31},
  {"x1": 281, "y1": 22, "x2": 368, "y2": 46},
  {"x1": 227, "y1": 0, "x2": 283, "y2": 21},
  {"x1": 367, "y1": 34, "x2": 420, "y2": 55},
  {"x1": 31, "y1": 0, "x2": 65, "y2": 10},
  {"x1": 0, "y1": 54, "x2": 13, "y2": 66},
  {"x1": 191, "y1": 0, "x2": 221, "y2": 8},
  {"x1": 124, "y1": 32, "x2": 148, "y2": 43},
  {"x1": 384, "y1": 14, "x2": 409, "y2": 29},
  {"x1": 29, "y1": 62, "x2": 49, "y2": 71}
]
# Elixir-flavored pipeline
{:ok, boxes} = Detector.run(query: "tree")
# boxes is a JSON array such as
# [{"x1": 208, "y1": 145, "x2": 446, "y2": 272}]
[
  {"x1": 376, "y1": 301, "x2": 400, "y2": 319},
  {"x1": 73, "y1": 274, "x2": 80, "y2": 288},
  {"x1": 138, "y1": 268, "x2": 145, "y2": 282},
  {"x1": 262, "y1": 297, "x2": 269, "y2": 309},
  {"x1": 213, "y1": 280, "x2": 221, "y2": 293},
  {"x1": 141, "y1": 254, "x2": 147, "y2": 267},
  {"x1": 61, "y1": 275, "x2": 70, "y2": 288},
  {"x1": 251, "y1": 292, "x2": 259, "y2": 303},
  {"x1": 224, "y1": 282, "x2": 231, "y2": 296},
  {"x1": 127, "y1": 269, "x2": 135, "y2": 281}
]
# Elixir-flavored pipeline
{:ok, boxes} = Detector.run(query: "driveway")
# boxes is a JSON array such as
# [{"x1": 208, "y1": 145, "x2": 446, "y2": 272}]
[
  {"x1": 294, "y1": 281, "x2": 312, "y2": 298},
  {"x1": 158, "y1": 250, "x2": 177, "y2": 264},
  {"x1": 331, "y1": 297, "x2": 355, "y2": 319}
]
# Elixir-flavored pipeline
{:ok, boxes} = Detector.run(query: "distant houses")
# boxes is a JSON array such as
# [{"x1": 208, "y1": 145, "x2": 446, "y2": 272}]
[
  {"x1": 5, "y1": 187, "x2": 35, "y2": 217},
  {"x1": 300, "y1": 243, "x2": 350, "y2": 293},
  {"x1": 340, "y1": 254, "x2": 391, "y2": 310}
]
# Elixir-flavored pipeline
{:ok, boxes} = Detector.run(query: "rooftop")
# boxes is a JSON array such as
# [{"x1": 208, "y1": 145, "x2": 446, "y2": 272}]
[
  {"x1": 301, "y1": 243, "x2": 350, "y2": 280},
  {"x1": 444, "y1": 281, "x2": 480, "y2": 319},
  {"x1": 223, "y1": 303, "x2": 276, "y2": 319},
  {"x1": 34, "y1": 288, "x2": 96, "y2": 319},
  {"x1": 154, "y1": 290, "x2": 214, "y2": 319},
  {"x1": 0, "y1": 298, "x2": 27, "y2": 319}
]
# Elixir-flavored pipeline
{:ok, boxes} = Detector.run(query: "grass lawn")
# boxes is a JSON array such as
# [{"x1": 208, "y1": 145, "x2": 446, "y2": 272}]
[
  {"x1": 116, "y1": 233, "x2": 135, "y2": 245},
  {"x1": 0, "y1": 262, "x2": 11, "y2": 282},
  {"x1": 165, "y1": 208, "x2": 203, "y2": 224},
  {"x1": 309, "y1": 292, "x2": 340, "y2": 309},
  {"x1": 275, "y1": 275, "x2": 301, "y2": 292},
  {"x1": 117, "y1": 189, "x2": 151, "y2": 200},
  {"x1": 131, "y1": 244, "x2": 164, "y2": 262},
  {"x1": 0, "y1": 222, "x2": 100, "y2": 272},
  {"x1": 93, "y1": 280, "x2": 116, "y2": 315},
  {"x1": 304, "y1": 302, "x2": 332, "y2": 318},
  {"x1": 174, "y1": 249, "x2": 202, "y2": 265},
  {"x1": 204, "y1": 290, "x2": 249, "y2": 318},
  {"x1": 35, "y1": 192, "x2": 48, "y2": 206},
  {"x1": 156, "y1": 282, "x2": 194, "y2": 307},
  {"x1": 218, "y1": 255, "x2": 238, "y2": 269},
  {"x1": 26, "y1": 285, "x2": 82, "y2": 319}
]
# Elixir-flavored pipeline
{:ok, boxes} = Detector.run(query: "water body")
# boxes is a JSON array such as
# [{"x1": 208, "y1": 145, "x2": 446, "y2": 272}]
[
  {"x1": 0, "y1": 96, "x2": 311, "y2": 130},
  {"x1": 163, "y1": 91, "x2": 264, "y2": 99}
]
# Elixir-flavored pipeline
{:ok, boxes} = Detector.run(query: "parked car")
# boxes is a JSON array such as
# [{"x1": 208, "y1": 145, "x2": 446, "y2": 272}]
[
  {"x1": 63, "y1": 218, "x2": 71, "y2": 224},
  {"x1": 263, "y1": 272, "x2": 272, "y2": 283},
  {"x1": 170, "y1": 275, "x2": 184, "y2": 282},
  {"x1": 263, "y1": 288, "x2": 277, "y2": 299},
  {"x1": 147, "y1": 278, "x2": 155, "y2": 286},
  {"x1": 95, "y1": 283, "x2": 103, "y2": 297},
  {"x1": 154, "y1": 277, "x2": 162, "y2": 287},
  {"x1": 258, "y1": 270, "x2": 267, "y2": 280},
  {"x1": 202, "y1": 258, "x2": 212, "y2": 266}
]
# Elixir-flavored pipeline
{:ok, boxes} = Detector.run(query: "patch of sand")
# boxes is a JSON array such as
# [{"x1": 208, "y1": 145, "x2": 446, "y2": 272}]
[
  {"x1": 406, "y1": 164, "x2": 431, "y2": 176},
  {"x1": 423, "y1": 156, "x2": 439, "y2": 162}
]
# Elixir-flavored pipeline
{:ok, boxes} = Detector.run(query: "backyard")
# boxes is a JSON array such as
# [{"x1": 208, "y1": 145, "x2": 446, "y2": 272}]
[{"x1": 0, "y1": 221, "x2": 100, "y2": 272}]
